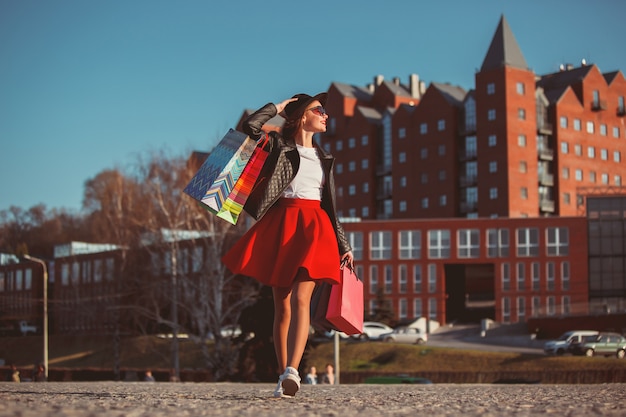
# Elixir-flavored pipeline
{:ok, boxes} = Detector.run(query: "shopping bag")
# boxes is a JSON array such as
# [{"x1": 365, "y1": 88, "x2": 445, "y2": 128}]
[
  {"x1": 325, "y1": 264, "x2": 364, "y2": 336},
  {"x1": 216, "y1": 135, "x2": 270, "y2": 225},
  {"x1": 310, "y1": 282, "x2": 335, "y2": 333},
  {"x1": 183, "y1": 129, "x2": 257, "y2": 214}
]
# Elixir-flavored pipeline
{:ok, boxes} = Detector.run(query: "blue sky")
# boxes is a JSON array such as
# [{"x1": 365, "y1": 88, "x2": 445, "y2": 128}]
[{"x1": 1, "y1": 0, "x2": 625, "y2": 213}]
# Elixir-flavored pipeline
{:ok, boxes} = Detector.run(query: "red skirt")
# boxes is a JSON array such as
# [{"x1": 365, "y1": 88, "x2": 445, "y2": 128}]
[{"x1": 222, "y1": 198, "x2": 341, "y2": 288}]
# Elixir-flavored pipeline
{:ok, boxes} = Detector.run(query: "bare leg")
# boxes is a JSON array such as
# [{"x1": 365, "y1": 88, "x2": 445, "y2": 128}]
[
  {"x1": 272, "y1": 285, "x2": 292, "y2": 373},
  {"x1": 286, "y1": 278, "x2": 316, "y2": 370}
]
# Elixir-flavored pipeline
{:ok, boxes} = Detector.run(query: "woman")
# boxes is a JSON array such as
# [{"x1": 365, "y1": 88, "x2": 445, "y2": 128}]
[{"x1": 222, "y1": 93, "x2": 353, "y2": 398}]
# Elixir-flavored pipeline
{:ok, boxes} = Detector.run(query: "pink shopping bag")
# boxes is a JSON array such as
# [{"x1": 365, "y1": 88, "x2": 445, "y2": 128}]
[{"x1": 325, "y1": 264, "x2": 364, "y2": 336}]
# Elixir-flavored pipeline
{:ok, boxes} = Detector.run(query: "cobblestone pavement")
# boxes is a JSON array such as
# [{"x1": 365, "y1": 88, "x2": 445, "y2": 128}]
[{"x1": 1, "y1": 382, "x2": 625, "y2": 417}]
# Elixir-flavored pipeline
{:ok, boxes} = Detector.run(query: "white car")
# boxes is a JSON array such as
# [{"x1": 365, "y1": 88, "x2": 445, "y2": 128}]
[
  {"x1": 381, "y1": 326, "x2": 428, "y2": 344},
  {"x1": 357, "y1": 322, "x2": 394, "y2": 340}
]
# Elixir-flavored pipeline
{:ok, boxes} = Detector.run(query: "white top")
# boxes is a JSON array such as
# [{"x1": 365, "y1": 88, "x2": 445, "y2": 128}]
[{"x1": 282, "y1": 144, "x2": 324, "y2": 200}]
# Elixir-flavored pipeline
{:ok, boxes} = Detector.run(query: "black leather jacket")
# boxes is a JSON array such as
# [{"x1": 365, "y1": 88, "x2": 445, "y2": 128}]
[{"x1": 242, "y1": 103, "x2": 351, "y2": 256}]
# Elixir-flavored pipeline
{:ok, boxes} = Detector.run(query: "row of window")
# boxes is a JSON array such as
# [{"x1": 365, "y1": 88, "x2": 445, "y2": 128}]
[
  {"x1": 370, "y1": 295, "x2": 572, "y2": 322},
  {"x1": 59, "y1": 258, "x2": 115, "y2": 286},
  {"x1": 0, "y1": 268, "x2": 33, "y2": 292},
  {"x1": 561, "y1": 167, "x2": 622, "y2": 186},
  {"x1": 560, "y1": 116, "x2": 622, "y2": 138},
  {"x1": 346, "y1": 227, "x2": 569, "y2": 261},
  {"x1": 360, "y1": 259, "x2": 570, "y2": 296},
  {"x1": 560, "y1": 142, "x2": 622, "y2": 161}
]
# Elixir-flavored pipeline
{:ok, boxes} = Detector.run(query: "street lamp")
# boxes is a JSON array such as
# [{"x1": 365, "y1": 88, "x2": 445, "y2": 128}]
[{"x1": 23, "y1": 254, "x2": 48, "y2": 380}]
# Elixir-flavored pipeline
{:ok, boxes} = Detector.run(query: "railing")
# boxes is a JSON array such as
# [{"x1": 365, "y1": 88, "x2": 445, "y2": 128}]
[
  {"x1": 591, "y1": 100, "x2": 607, "y2": 111},
  {"x1": 540, "y1": 198, "x2": 555, "y2": 212}
]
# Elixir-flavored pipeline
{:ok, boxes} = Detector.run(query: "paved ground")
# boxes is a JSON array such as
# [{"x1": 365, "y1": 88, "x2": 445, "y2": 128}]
[{"x1": 1, "y1": 382, "x2": 625, "y2": 417}]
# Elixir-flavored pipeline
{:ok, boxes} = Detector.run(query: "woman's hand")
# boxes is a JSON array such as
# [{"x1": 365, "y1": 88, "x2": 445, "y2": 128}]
[
  {"x1": 340, "y1": 251, "x2": 354, "y2": 270},
  {"x1": 274, "y1": 97, "x2": 298, "y2": 115}
]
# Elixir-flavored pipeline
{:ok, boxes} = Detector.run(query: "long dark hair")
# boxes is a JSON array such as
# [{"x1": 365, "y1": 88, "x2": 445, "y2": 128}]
[{"x1": 281, "y1": 109, "x2": 305, "y2": 141}]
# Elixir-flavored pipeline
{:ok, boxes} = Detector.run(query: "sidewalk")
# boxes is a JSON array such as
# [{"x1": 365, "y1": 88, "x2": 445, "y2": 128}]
[{"x1": 1, "y1": 381, "x2": 624, "y2": 417}]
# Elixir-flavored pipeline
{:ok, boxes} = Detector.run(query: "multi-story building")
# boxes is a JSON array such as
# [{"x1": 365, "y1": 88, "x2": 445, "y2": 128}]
[{"x1": 318, "y1": 16, "x2": 626, "y2": 220}]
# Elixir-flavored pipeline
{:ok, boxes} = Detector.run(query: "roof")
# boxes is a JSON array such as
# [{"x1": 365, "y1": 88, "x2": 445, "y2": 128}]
[
  {"x1": 356, "y1": 106, "x2": 383, "y2": 124},
  {"x1": 432, "y1": 82, "x2": 467, "y2": 106},
  {"x1": 537, "y1": 65, "x2": 594, "y2": 91},
  {"x1": 331, "y1": 82, "x2": 373, "y2": 102},
  {"x1": 481, "y1": 15, "x2": 529, "y2": 72}
]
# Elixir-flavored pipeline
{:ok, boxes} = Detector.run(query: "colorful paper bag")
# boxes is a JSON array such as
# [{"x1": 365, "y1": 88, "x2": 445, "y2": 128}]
[
  {"x1": 216, "y1": 135, "x2": 270, "y2": 224},
  {"x1": 184, "y1": 129, "x2": 256, "y2": 214},
  {"x1": 325, "y1": 265, "x2": 364, "y2": 335}
]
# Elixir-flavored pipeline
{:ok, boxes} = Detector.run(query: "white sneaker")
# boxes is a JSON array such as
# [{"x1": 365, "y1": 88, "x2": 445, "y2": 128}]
[
  {"x1": 280, "y1": 367, "x2": 301, "y2": 397},
  {"x1": 273, "y1": 379, "x2": 287, "y2": 398}
]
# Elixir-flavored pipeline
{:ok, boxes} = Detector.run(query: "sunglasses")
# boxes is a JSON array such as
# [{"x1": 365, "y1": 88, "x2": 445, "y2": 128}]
[{"x1": 306, "y1": 105, "x2": 327, "y2": 116}]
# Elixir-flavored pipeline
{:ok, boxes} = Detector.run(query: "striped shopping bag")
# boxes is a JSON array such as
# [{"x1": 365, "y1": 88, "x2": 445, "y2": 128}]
[
  {"x1": 184, "y1": 129, "x2": 257, "y2": 214},
  {"x1": 216, "y1": 135, "x2": 270, "y2": 224}
]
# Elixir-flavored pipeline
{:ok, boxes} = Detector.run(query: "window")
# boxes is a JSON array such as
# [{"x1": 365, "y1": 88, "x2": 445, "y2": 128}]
[
  {"x1": 399, "y1": 230, "x2": 421, "y2": 259},
  {"x1": 439, "y1": 195, "x2": 447, "y2": 206},
  {"x1": 600, "y1": 124, "x2": 608, "y2": 136},
  {"x1": 518, "y1": 134, "x2": 526, "y2": 147},
  {"x1": 399, "y1": 299, "x2": 408, "y2": 319},
  {"x1": 516, "y1": 82, "x2": 525, "y2": 95},
  {"x1": 458, "y1": 229, "x2": 480, "y2": 258},
  {"x1": 532, "y1": 262, "x2": 540, "y2": 291},
  {"x1": 615, "y1": 151, "x2": 622, "y2": 163},
  {"x1": 348, "y1": 161, "x2": 356, "y2": 171},
  {"x1": 428, "y1": 230, "x2": 450, "y2": 259},
  {"x1": 348, "y1": 185, "x2": 356, "y2": 195},
  {"x1": 521, "y1": 187, "x2": 528, "y2": 199},
  {"x1": 589, "y1": 171, "x2": 596, "y2": 183},
  {"x1": 489, "y1": 161, "x2": 497, "y2": 173},
  {"x1": 488, "y1": 135, "x2": 497, "y2": 147},
  {"x1": 399, "y1": 152, "x2": 406, "y2": 163},
  {"x1": 563, "y1": 192, "x2": 571, "y2": 204},
  {"x1": 192, "y1": 246, "x2": 203, "y2": 273},
  {"x1": 517, "y1": 227, "x2": 539, "y2": 256},
  {"x1": 574, "y1": 144, "x2": 582, "y2": 156},
  {"x1": 562, "y1": 296, "x2": 571, "y2": 315},
  {"x1": 420, "y1": 148, "x2": 428, "y2": 159},
  {"x1": 560, "y1": 142, "x2": 568, "y2": 154},
  {"x1": 547, "y1": 227, "x2": 569, "y2": 256},
  {"x1": 532, "y1": 296, "x2": 541, "y2": 317},
  {"x1": 398, "y1": 128, "x2": 406, "y2": 139},
  {"x1": 562, "y1": 167, "x2": 569, "y2": 179},
  {"x1": 369, "y1": 265, "x2": 378, "y2": 294},
  {"x1": 413, "y1": 265, "x2": 422, "y2": 293},
  {"x1": 421, "y1": 174, "x2": 427, "y2": 184},
  {"x1": 361, "y1": 206, "x2": 369, "y2": 217},
  {"x1": 588, "y1": 146, "x2": 595, "y2": 158},
  {"x1": 614, "y1": 127, "x2": 621, "y2": 138},
  {"x1": 516, "y1": 262, "x2": 525, "y2": 290},
  {"x1": 438, "y1": 170, "x2": 446, "y2": 181},
  {"x1": 414, "y1": 298, "x2": 422, "y2": 317},
  {"x1": 519, "y1": 161, "x2": 527, "y2": 173},
  {"x1": 336, "y1": 140, "x2": 343, "y2": 151},
  {"x1": 502, "y1": 297, "x2": 511, "y2": 323},
  {"x1": 370, "y1": 231, "x2": 392, "y2": 260},
  {"x1": 347, "y1": 232, "x2": 363, "y2": 261},
  {"x1": 601, "y1": 173, "x2": 609, "y2": 184},
  {"x1": 490, "y1": 187, "x2": 498, "y2": 199},
  {"x1": 361, "y1": 135, "x2": 368, "y2": 145},
  {"x1": 384, "y1": 265, "x2": 393, "y2": 293},
  {"x1": 616, "y1": 175, "x2": 622, "y2": 186},
  {"x1": 361, "y1": 159, "x2": 369, "y2": 169},
  {"x1": 575, "y1": 169, "x2": 583, "y2": 181},
  {"x1": 560, "y1": 116, "x2": 568, "y2": 128},
  {"x1": 399, "y1": 265, "x2": 407, "y2": 293},
  {"x1": 561, "y1": 261, "x2": 570, "y2": 291},
  {"x1": 421, "y1": 198, "x2": 429, "y2": 209},
  {"x1": 428, "y1": 264, "x2": 437, "y2": 293},
  {"x1": 586, "y1": 121, "x2": 595, "y2": 134},
  {"x1": 600, "y1": 149, "x2": 608, "y2": 160},
  {"x1": 573, "y1": 119, "x2": 581, "y2": 131},
  {"x1": 501, "y1": 263, "x2": 510, "y2": 291},
  {"x1": 428, "y1": 298, "x2": 437, "y2": 320},
  {"x1": 487, "y1": 83, "x2": 495, "y2": 94},
  {"x1": 487, "y1": 228, "x2": 510, "y2": 257},
  {"x1": 546, "y1": 263, "x2": 555, "y2": 291},
  {"x1": 488, "y1": 109, "x2": 496, "y2": 120},
  {"x1": 400, "y1": 176, "x2": 407, "y2": 187},
  {"x1": 362, "y1": 182, "x2": 369, "y2": 193},
  {"x1": 518, "y1": 108, "x2": 526, "y2": 120},
  {"x1": 420, "y1": 123, "x2": 428, "y2": 134},
  {"x1": 517, "y1": 297, "x2": 526, "y2": 321},
  {"x1": 438, "y1": 119, "x2": 445, "y2": 131},
  {"x1": 438, "y1": 145, "x2": 446, "y2": 156},
  {"x1": 348, "y1": 137, "x2": 356, "y2": 148},
  {"x1": 336, "y1": 163, "x2": 343, "y2": 174}
]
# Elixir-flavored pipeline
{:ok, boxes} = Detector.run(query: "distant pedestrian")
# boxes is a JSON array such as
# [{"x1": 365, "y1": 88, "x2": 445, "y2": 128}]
[
  {"x1": 33, "y1": 363, "x2": 46, "y2": 382},
  {"x1": 7, "y1": 364, "x2": 20, "y2": 382},
  {"x1": 144, "y1": 370, "x2": 155, "y2": 382},
  {"x1": 305, "y1": 366, "x2": 317, "y2": 385},
  {"x1": 321, "y1": 363, "x2": 335, "y2": 385}
]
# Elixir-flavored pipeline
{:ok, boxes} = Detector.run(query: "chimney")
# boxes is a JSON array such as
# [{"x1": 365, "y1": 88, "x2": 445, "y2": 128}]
[
  {"x1": 409, "y1": 73, "x2": 420, "y2": 98},
  {"x1": 393, "y1": 77, "x2": 400, "y2": 86},
  {"x1": 374, "y1": 75, "x2": 384, "y2": 86}
]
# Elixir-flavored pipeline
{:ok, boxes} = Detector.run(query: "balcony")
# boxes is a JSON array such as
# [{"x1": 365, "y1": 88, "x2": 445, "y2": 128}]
[
  {"x1": 459, "y1": 175, "x2": 478, "y2": 187},
  {"x1": 376, "y1": 164, "x2": 392, "y2": 176},
  {"x1": 376, "y1": 189, "x2": 392, "y2": 200},
  {"x1": 460, "y1": 201, "x2": 478, "y2": 213},
  {"x1": 540, "y1": 198, "x2": 555, "y2": 212},
  {"x1": 539, "y1": 173, "x2": 554, "y2": 186},
  {"x1": 458, "y1": 149, "x2": 477, "y2": 161},
  {"x1": 618, "y1": 107, "x2": 626, "y2": 117},
  {"x1": 458, "y1": 123, "x2": 477, "y2": 136},
  {"x1": 537, "y1": 122, "x2": 553, "y2": 135},
  {"x1": 591, "y1": 100, "x2": 607, "y2": 111},
  {"x1": 538, "y1": 147, "x2": 554, "y2": 161}
]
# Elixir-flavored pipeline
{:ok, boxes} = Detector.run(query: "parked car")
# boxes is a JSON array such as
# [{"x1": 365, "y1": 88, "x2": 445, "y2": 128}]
[
  {"x1": 543, "y1": 330, "x2": 599, "y2": 355},
  {"x1": 357, "y1": 321, "x2": 394, "y2": 340},
  {"x1": 381, "y1": 326, "x2": 428, "y2": 344},
  {"x1": 570, "y1": 332, "x2": 626, "y2": 358}
]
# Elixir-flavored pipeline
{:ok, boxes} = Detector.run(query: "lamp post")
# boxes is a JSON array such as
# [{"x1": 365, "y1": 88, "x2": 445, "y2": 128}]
[{"x1": 23, "y1": 254, "x2": 48, "y2": 380}]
